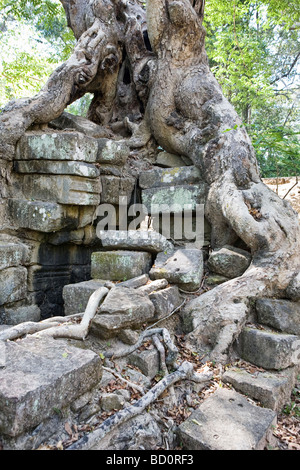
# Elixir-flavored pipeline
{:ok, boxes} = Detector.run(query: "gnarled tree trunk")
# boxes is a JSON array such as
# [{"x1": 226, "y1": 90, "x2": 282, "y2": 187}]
[{"x1": 0, "y1": 0, "x2": 299, "y2": 362}]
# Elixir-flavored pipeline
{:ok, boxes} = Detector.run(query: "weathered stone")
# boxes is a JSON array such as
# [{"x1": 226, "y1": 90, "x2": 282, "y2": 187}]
[
  {"x1": 14, "y1": 160, "x2": 100, "y2": 178},
  {"x1": 150, "y1": 248, "x2": 204, "y2": 291},
  {"x1": 101, "y1": 393, "x2": 126, "y2": 411},
  {"x1": 156, "y1": 151, "x2": 187, "y2": 168},
  {"x1": 97, "y1": 139, "x2": 130, "y2": 166},
  {"x1": 0, "y1": 304, "x2": 41, "y2": 325},
  {"x1": 238, "y1": 327, "x2": 300, "y2": 370},
  {"x1": 20, "y1": 174, "x2": 101, "y2": 206},
  {"x1": 48, "y1": 229, "x2": 85, "y2": 246},
  {"x1": 128, "y1": 348, "x2": 160, "y2": 379},
  {"x1": 97, "y1": 230, "x2": 173, "y2": 254},
  {"x1": 118, "y1": 329, "x2": 140, "y2": 345},
  {"x1": 8, "y1": 199, "x2": 75, "y2": 233},
  {"x1": 117, "y1": 274, "x2": 149, "y2": 289},
  {"x1": 142, "y1": 184, "x2": 207, "y2": 214},
  {"x1": 139, "y1": 166, "x2": 202, "y2": 190},
  {"x1": 0, "y1": 267, "x2": 27, "y2": 306},
  {"x1": 50, "y1": 111, "x2": 110, "y2": 139},
  {"x1": 222, "y1": 366, "x2": 299, "y2": 411},
  {"x1": 15, "y1": 132, "x2": 98, "y2": 163},
  {"x1": 0, "y1": 337, "x2": 102, "y2": 437},
  {"x1": 91, "y1": 250, "x2": 153, "y2": 281},
  {"x1": 207, "y1": 245, "x2": 252, "y2": 279},
  {"x1": 92, "y1": 286, "x2": 155, "y2": 338},
  {"x1": 256, "y1": 298, "x2": 300, "y2": 335},
  {"x1": 205, "y1": 274, "x2": 229, "y2": 286},
  {"x1": 286, "y1": 273, "x2": 300, "y2": 302},
  {"x1": 177, "y1": 388, "x2": 277, "y2": 450},
  {"x1": 63, "y1": 280, "x2": 107, "y2": 315},
  {"x1": 121, "y1": 367, "x2": 151, "y2": 389},
  {"x1": 0, "y1": 241, "x2": 27, "y2": 270},
  {"x1": 137, "y1": 279, "x2": 168, "y2": 295},
  {"x1": 100, "y1": 175, "x2": 135, "y2": 205},
  {"x1": 149, "y1": 286, "x2": 183, "y2": 320}
]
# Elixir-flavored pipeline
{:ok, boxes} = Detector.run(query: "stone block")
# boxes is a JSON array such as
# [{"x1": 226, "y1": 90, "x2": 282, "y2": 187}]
[
  {"x1": 128, "y1": 348, "x2": 160, "y2": 379},
  {"x1": 177, "y1": 388, "x2": 277, "y2": 450},
  {"x1": 101, "y1": 393, "x2": 126, "y2": 412},
  {"x1": 91, "y1": 250, "x2": 153, "y2": 281},
  {"x1": 150, "y1": 248, "x2": 203, "y2": 292},
  {"x1": 15, "y1": 132, "x2": 98, "y2": 163},
  {"x1": 0, "y1": 304, "x2": 41, "y2": 325},
  {"x1": 97, "y1": 230, "x2": 173, "y2": 254},
  {"x1": 207, "y1": 245, "x2": 251, "y2": 279},
  {"x1": 0, "y1": 241, "x2": 27, "y2": 270},
  {"x1": 156, "y1": 152, "x2": 188, "y2": 168},
  {"x1": 92, "y1": 286, "x2": 155, "y2": 338},
  {"x1": 139, "y1": 166, "x2": 202, "y2": 190},
  {"x1": 222, "y1": 366, "x2": 298, "y2": 411},
  {"x1": 286, "y1": 273, "x2": 300, "y2": 302},
  {"x1": 256, "y1": 298, "x2": 300, "y2": 335},
  {"x1": 149, "y1": 286, "x2": 183, "y2": 320},
  {"x1": 0, "y1": 267, "x2": 27, "y2": 306},
  {"x1": 142, "y1": 184, "x2": 207, "y2": 214},
  {"x1": 0, "y1": 337, "x2": 102, "y2": 437},
  {"x1": 100, "y1": 175, "x2": 135, "y2": 205},
  {"x1": 238, "y1": 327, "x2": 300, "y2": 370},
  {"x1": 63, "y1": 279, "x2": 107, "y2": 315},
  {"x1": 20, "y1": 174, "x2": 101, "y2": 206},
  {"x1": 117, "y1": 274, "x2": 149, "y2": 289},
  {"x1": 14, "y1": 160, "x2": 100, "y2": 178},
  {"x1": 50, "y1": 111, "x2": 110, "y2": 139},
  {"x1": 8, "y1": 199, "x2": 75, "y2": 233},
  {"x1": 97, "y1": 139, "x2": 130, "y2": 166}
]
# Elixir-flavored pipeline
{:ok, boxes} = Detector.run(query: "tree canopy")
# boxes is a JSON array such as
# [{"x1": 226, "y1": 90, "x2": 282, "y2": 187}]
[{"x1": 0, "y1": 0, "x2": 299, "y2": 177}]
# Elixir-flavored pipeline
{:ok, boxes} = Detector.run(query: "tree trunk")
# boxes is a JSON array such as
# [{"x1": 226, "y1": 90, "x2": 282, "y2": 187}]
[{"x1": 0, "y1": 0, "x2": 299, "y2": 361}]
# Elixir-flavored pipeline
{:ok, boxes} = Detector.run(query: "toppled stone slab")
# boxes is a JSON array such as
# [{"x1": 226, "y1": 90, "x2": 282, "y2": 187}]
[
  {"x1": 128, "y1": 348, "x2": 160, "y2": 379},
  {"x1": 222, "y1": 366, "x2": 298, "y2": 411},
  {"x1": 0, "y1": 337, "x2": 102, "y2": 437},
  {"x1": 142, "y1": 184, "x2": 207, "y2": 214},
  {"x1": 149, "y1": 286, "x2": 183, "y2": 320},
  {"x1": 150, "y1": 248, "x2": 203, "y2": 292},
  {"x1": 91, "y1": 251, "x2": 153, "y2": 281},
  {"x1": 15, "y1": 132, "x2": 98, "y2": 163},
  {"x1": 238, "y1": 327, "x2": 300, "y2": 370},
  {"x1": 139, "y1": 166, "x2": 202, "y2": 190},
  {"x1": 0, "y1": 267, "x2": 27, "y2": 306},
  {"x1": 156, "y1": 151, "x2": 188, "y2": 168},
  {"x1": 207, "y1": 245, "x2": 251, "y2": 279},
  {"x1": 0, "y1": 241, "x2": 27, "y2": 270},
  {"x1": 256, "y1": 298, "x2": 300, "y2": 335},
  {"x1": 97, "y1": 230, "x2": 174, "y2": 254},
  {"x1": 8, "y1": 199, "x2": 76, "y2": 232},
  {"x1": 63, "y1": 279, "x2": 107, "y2": 315},
  {"x1": 14, "y1": 160, "x2": 100, "y2": 178},
  {"x1": 177, "y1": 388, "x2": 277, "y2": 450},
  {"x1": 117, "y1": 274, "x2": 149, "y2": 289},
  {"x1": 286, "y1": 273, "x2": 300, "y2": 302},
  {"x1": 92, "y1": 286, "x2": 155, "y2": 338},
  {"x1": 20, "y1": 174, "x2": 101, "y2": 206}
]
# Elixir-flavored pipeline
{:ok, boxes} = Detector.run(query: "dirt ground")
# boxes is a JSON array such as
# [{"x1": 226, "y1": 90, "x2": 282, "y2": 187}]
[{"x1": 263, "y1": 177, "x2": 300, "y2": 217}]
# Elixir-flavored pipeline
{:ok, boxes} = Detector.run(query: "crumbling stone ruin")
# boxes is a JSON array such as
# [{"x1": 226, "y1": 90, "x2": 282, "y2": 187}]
[{"x1": 0, "y1": 120, "x2": 299, "y2": 451}]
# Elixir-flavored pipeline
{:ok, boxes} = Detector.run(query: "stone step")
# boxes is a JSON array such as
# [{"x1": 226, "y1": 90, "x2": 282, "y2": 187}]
[
  {"x1": 256, "y1": 298, "x2": 300, "y2": 335},
  {"x1": 222, "y1": 365, "x2": 299, "y2": 411},
  {"x1": 0, "y1": 336, "x2": 102, "y2": 439},
  {"x1": 177, "y1": 388, "x2": 277, "y2": 450},
  {"x1": 15, "y1": 132, "x2": 98, "y2": 163},
  {"x1": 139, "y1": 165, "x2": 202, "y2": 190},
  {"x1": 150, "y1": 248, "x2": 204, "y2": 292},
  {"x1": 238, "y1": 326, "x2": 300, "y2": 370},
  {"x1": 91, "y1": 250, "x2": 153, "y2": 282}
]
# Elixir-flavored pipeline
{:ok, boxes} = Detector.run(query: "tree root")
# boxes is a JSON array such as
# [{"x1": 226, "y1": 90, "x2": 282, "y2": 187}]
[{"x1": 67, "y1": 361, "x2": 212, "y2": 450}]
